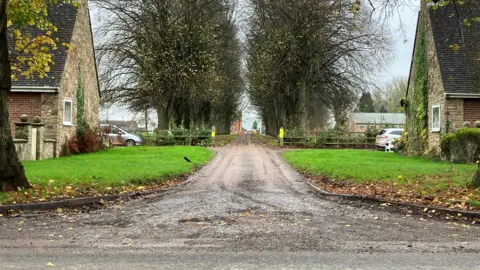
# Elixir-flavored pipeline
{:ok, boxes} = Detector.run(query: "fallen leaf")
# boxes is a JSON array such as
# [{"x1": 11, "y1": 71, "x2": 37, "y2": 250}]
[
  {"x1": 18, "y1": 228, "x2": 22, "y2": 232},
  {"x1": 46, "y1": 262, "x2": 54, "y2": 267},
  {"x1": 57, "y1": 208, "x2": 63, "y2": 213},
  {"x1": 68, "y1": 227, "x2": 73, "y2": 231}
]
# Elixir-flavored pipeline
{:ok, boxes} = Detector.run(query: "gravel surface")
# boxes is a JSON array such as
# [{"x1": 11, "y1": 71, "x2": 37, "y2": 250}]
[{"x1": 1, "y1": 135, "x2": 480, "y2": 269}]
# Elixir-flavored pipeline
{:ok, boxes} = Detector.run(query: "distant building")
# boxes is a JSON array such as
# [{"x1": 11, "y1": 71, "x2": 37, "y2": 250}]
[
  {"x1": 348, "y1": 113, "x2": 405, "y2": 132},
  {"x1": 230, "y1": 113, "x2": 242, "y2": 134}
]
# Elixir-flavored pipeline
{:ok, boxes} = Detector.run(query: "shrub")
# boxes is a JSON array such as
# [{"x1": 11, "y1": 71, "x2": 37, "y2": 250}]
[
  {"x1": 63, "y1": 127, "x2": 106, "y2": 156},
  {"x1": 364, "y1": 125, "x2": 381, "y2": 138},
  {"x1": 475, "y1": 121, "x2": 480, "y2": 128},
  {"x1": 441, "y1": 128, "x2": 480, "y2": 163},
  {"x1": 463, "y1": 121, "x2": 471, "y2": 128}
]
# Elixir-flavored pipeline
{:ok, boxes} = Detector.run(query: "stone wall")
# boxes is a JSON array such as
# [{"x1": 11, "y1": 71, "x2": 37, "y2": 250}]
[
  {"x1": 12, "y1": 121, "x2": 57, "y2": 161},
  {"x1": 42, "y1": 140, "x2": 57, "y2": 160},
  {"x1": 423, "y1": 5, "x2": 446, "y2": 153},
  {"x1": 13, "y1": 139, "x2": 31, "y2": 161},
  {"x1": 56, "y1": 0, "x2": 100, "y2": 156},
  {"x1": 40, "y1": 93, "x2": 60, "y2": 140}
]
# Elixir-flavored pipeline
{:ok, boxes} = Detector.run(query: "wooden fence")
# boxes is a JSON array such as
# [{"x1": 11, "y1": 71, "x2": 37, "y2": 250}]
[
  {"x1": 137, "y1": 128, "x2": 215, "y2": 146},
  {"x1": 280, "y1": 129, "x2": 376, "y2": 149}
]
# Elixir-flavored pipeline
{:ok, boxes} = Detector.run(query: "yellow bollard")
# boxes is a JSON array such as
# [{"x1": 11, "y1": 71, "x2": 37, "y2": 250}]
[
  {"x1": 211, "y1": 126, "x2": 216, "y2": 141},
  {"x1": 279, "y1": 127, "x2": 284, "y2": 147}
]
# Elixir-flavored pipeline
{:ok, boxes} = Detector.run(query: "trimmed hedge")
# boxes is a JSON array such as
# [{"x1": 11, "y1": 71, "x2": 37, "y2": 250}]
[{"x1": 441, "y1": 128, "x2": 480, "y2": 163}]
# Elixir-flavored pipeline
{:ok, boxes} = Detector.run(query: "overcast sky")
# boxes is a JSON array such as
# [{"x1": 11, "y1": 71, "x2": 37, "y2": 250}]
[{"x1": 92, "y1": 1, "x2": 420, "y2": 130}]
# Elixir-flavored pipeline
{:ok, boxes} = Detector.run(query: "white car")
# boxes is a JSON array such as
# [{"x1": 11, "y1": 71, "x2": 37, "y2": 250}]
[{"x1": 375, "y1": 128, "x2": 403, "y2": 148}]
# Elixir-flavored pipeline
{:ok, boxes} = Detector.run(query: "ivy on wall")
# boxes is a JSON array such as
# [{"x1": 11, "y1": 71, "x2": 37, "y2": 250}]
[
  {"x1": 405, "y1": 12, "x2": 429, "y2": 156},
  {"x1": 76, "y1": 68, "x2": 86, "y2": 134}
]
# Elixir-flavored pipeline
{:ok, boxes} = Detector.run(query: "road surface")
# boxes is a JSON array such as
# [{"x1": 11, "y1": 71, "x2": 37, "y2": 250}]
[{"x1": 1, "y1": 135, "x2": 480, "y2": 269}]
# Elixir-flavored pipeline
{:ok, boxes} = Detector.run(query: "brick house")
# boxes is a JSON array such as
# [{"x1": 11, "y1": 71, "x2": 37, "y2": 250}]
[
  {"x1": 230, "y1": 113, "x2": 242, "y2": 134},
  {"x1": 7, "y1": 0, "x2": 100, "y2": 157},
  {"x1": 348, "y1": 113, "x2": 405, "y2": 133},
  {"x1": 406, "y1": 1, "x2": 480, "y2": 153}
]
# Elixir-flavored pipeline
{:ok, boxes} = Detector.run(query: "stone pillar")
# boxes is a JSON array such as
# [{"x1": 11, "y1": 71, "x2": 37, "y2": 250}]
[{"x1": 32, "y1": 116, "x2": 45, "y2": 160}]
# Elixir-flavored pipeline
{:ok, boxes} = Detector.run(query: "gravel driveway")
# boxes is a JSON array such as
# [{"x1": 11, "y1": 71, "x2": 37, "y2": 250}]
[{"x1": 1, "y1": 135, "x2": 480, "y2": 269}]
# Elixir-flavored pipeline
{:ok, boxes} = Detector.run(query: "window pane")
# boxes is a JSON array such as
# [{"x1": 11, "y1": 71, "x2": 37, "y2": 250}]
[
  {"x1": 432, "y1": 106, "x2": 440, "y2": 129},
  {"x1": 64, "y1": 101, "x2": 72, "y2": 123}
]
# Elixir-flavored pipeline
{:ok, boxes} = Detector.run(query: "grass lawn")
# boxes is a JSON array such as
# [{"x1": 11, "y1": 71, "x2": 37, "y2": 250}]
[
  {"x1": 0, "y1": 146, "x2": 214, "y2": 205},
  {"x1": 283, "y1": 149, "x2": 480, "y2": 208}
]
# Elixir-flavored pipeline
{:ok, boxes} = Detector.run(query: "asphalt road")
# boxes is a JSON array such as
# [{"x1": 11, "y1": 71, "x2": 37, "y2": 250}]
[{"x1": 1, "y1": 135, "x2": 480, "y2": 269}]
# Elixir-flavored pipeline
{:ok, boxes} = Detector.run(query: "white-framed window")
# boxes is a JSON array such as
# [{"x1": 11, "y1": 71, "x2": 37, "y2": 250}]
[
  {"x1": 432, "y1": 104, "x2": 440, "y2": 132},
  {"x1": 63, "y1": 98, "x2": 73, "y2": 126},
  {"x1": 358, "y1": 125, "x2": 365, "y2": 130}
]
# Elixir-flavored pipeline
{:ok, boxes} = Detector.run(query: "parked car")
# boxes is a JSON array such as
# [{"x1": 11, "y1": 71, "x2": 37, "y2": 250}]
[
  {"x1": 375, "y1": 128, "x2": 403, "y2": 148},
  {"x1": 100, "y1": 124, "x2": 143, "y2": 146}
]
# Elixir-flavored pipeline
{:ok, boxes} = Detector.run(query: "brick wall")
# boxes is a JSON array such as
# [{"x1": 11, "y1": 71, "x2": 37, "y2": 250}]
[
  {"x1": 7, "y1": 93, "x2": 42, "y2": 134},
  {"x1": 463, "y1": 99, "x2": 480, "y2": 124}
]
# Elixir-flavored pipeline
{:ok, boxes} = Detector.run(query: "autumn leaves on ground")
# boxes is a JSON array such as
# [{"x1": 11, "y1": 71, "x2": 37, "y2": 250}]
[
  {"x1": 0, "y1": 147, "x2": 214, "y2": 205},
  {"x1": 2, "y1": 142, "x2": 480, "y2": 212},
  {"x1": 283, "y1": 149, "x2": 480, "y2": 210}
]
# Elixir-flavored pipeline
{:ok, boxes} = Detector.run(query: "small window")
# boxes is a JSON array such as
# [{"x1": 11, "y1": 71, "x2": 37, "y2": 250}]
[
  {"x1": 63, "y1": 98, "x2": 73, "y2": 126},
  {"x1": 432, "y1": 104, "x2": 440, "y2": 132},
  {"x1": 358, "y1": 125, "x2": 365, "y2": 129}
]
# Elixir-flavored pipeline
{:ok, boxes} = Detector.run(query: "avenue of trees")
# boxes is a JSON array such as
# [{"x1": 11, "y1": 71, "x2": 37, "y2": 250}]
[
  {"x1": 246, "y1": 0, "x2": 390, "y2": 135},
  {"x1": 0, "y1": 0, "x2": 478, "y2": 189},
  {"x1": 93, "y1": 0, "x2": 244, "y2": 135}
]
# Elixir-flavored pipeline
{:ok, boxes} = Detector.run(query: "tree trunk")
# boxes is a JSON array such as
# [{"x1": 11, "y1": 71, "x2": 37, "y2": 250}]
[
  {"x1": 297, "y1": 78, "x2": 307, "y2": 134},
  {"x1": 157, "y1": 105, "x2": 169, "y2": 130},
  {"x1": 472, "y1": 165, "x2": 480, "y2": 188},
  {"x1": 144, "y1": 109, "x2": 148, "y2": 131},
  {"x1": 0, "y1": 0, "x2": 31, "y2": 191}
]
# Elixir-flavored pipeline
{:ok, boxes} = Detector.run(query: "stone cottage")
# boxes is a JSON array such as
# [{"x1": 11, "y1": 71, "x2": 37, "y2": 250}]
[
  {"x1": 405, "y1": 1, "x2": 480, "y2": 153},
  {"x1": 7, "y1": 0, "x2": 100, "y2": 158}
]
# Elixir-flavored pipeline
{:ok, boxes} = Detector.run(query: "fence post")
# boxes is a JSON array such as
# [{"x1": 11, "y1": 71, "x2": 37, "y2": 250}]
[
  {"x1": 279, "y1": 127, "x2": 284, "y2": 147},
  {"x1": 211, "y1": 126, "x2": 216, "y2": 141}
]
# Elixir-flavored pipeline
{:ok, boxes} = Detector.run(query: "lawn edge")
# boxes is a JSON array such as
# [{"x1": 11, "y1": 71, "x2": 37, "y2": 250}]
[
  {"x1": 0, "y1": 154, "x2": 213, "y2": 213},
  {"x1": 304, "y1": 178, "x2": 480, "y2": 218}
]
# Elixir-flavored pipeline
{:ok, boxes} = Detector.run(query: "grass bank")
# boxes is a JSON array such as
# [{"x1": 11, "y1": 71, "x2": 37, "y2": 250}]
[
  {"x1": 283, "y1": 149, "x2": 480, "y2": 209},
  {"x1": 0, "y1": 146, "x2": 214, "y2": 205}
]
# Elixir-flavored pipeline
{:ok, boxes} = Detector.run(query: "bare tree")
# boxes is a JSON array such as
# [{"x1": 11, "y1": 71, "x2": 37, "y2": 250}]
[
  {"x1": 246, "y1": 0, "x2": 391, "y2": 135},
  {"x1": 93, "y1": 0, "x2": 243, "y2": 133}
]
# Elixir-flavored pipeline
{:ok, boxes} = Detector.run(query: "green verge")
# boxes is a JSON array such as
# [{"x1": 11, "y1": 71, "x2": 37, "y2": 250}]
[
  {"x1": 283, "y1": 149, "x2": 480, "y2": 207},
  {"x1": 283, "y1": 149, "x2": 474, "y2": 186},
  {"x1": 0, "y1": 146, "x2": 214, "y2": 204}
]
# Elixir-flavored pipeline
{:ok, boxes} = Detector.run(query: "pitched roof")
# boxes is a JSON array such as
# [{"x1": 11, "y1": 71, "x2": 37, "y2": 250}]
[
  {"x1": 428, "y1": 1, "x2": 480, "y2": 94},
  {"x1": 350, "y1": 113, "x2": 405, "y2": 125},
  {"x1": 9, "y1": 3, "x2": 78, "y2": 88}
]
